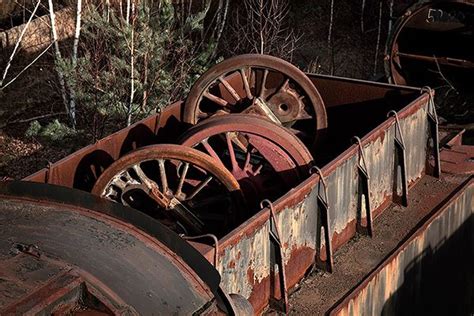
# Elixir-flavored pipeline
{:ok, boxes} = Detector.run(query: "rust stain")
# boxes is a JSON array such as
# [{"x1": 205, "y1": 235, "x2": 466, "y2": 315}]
[{"x1": 330, "y1": 178, "x2": 474, "y2": 316}]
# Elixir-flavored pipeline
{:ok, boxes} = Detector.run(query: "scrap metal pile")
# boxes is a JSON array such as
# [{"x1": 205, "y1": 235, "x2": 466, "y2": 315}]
[{"x1": 1, "y1": 1, "x2": 473, "y2": 314}]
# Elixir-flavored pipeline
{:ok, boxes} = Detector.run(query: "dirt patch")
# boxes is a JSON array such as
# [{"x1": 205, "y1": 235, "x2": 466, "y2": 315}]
[
  {"x1": 288, "y1": 174, "x2": 466, "y2": 315},
  {"x1": 0, "y1": 133, "x2": 70, "y2": 179}
]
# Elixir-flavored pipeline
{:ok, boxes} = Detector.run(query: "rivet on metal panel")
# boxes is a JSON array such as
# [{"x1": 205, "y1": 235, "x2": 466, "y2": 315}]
[
  {"x1": 260, "y1": 199, "x2": 289, "y2": 314},
  {"x1": 352, "y1": 136, "x2": 373, "y2": 237},
  {"x1": 181, "y1": 234, "x2": 219, "y2": 268},
  {"x1": 309, "y1": 166, "x2": 334, "y2": 273},
  {"x1": 387, "y1": 110, "x2": 408, "y2": 207},
  {"x1": 421, "y1": 87, "x2": 441, "y2": 178}
]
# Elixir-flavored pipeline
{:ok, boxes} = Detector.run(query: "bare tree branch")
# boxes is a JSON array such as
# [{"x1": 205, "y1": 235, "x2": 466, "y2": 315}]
[{"x1": 0, "y1": 0, "x2": 41, "y2": 87}]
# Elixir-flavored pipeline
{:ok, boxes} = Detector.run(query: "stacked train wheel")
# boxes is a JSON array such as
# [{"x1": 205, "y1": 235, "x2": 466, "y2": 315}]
[
  {"x1": 183, "y1": 54, "x2": 328, "y2": 149},
  {"x1": 92, "y1": 54, "x2": 326, "y2": 237}
]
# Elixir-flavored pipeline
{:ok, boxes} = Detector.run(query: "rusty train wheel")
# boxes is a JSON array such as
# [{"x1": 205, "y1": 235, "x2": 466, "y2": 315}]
[
  {"x1": 385, "y1": 1, "x2": 474, "y2": 87},
  {"x1": 92, "y1": 144, "x2": 244, "y2": 237},
  {"x1": 183, "y1": 54, "x2": 327, "y2": 149},
  {"x1": 179, "y1": 114, "x2": 313, "y2": 209}
]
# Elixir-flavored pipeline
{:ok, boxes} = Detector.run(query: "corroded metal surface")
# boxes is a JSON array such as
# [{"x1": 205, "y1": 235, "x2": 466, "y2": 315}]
[
  {"x1": 329, "y1": 176, "x2": 474, "y2": 316},
  {"x1": 179, "y1": 114, "x2": 313, "y2": 209},
  {"x1": 20, "y1": 71, "x2": 433, "y2": 313},
  {"x1": 201, "y1": 89, "x2": 432, "y2": 313},
  {"x1": 91, "y1": 144, "x2": 244, "y2": 237},
  {"x1": 0, "y1": 181, "x2": 233, "y2": 315}
]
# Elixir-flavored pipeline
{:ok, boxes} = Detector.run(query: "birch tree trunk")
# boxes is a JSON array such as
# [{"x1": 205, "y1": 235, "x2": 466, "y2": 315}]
[
  {"x1": 127, "y1": 0, "x2": 136, "y2": 126},
  {"x1": 68, "y1": 0, "x2": 82, "y2": 129},
  {"x1": 48, "y1": 0, "x2": 71, "y2": 126}
]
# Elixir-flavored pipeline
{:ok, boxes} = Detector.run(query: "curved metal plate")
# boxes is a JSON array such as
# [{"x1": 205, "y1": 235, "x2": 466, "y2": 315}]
[{"x1": 0, "y1": 181, "x2": 225, "y2": 314}]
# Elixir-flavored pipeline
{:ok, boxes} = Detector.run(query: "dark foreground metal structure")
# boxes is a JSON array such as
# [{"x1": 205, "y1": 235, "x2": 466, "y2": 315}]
[
  {"x1": 1, "y1": 53, "x2": 472, "y2": 314},
  {"x1": 0, "y1": 181, "x2": 249, "y2": 315}
]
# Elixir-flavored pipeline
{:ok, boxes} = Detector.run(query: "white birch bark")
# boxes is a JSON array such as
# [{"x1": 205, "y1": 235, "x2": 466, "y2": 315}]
[{"x1": 68, "y1": 0, "x2": 82, "y2": 128}]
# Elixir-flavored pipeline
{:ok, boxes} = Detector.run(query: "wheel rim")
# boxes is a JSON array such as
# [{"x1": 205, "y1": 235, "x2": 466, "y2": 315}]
[
  {"x1": 92, "y1": 144, "x2": 244, "y2": 237},
  {"x1": 179, "y1": 114, "x2": 313, "y2": 209},
  {"x1": 183, "y1": 54, "x2": 327, "y2": 149}
]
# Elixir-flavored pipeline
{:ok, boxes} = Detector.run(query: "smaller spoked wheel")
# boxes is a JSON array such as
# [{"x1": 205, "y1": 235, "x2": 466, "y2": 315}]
[
  {"x1": 179, "y1": 114, "x2": 314, "y2": 209},
  {"x1": 183, "y1": 54, "x2": 327, "y2": 148},
  {"x1": 92, "y1": 144, "x2": 244, "y2": 237}
]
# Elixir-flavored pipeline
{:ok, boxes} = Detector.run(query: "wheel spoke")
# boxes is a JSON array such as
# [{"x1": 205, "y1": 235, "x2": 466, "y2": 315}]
[
  {"x1": 157, "y1": 159, "x2": 168, "y2": 194},
  {"x1": 90, "y1": 164, "x2": 98, "y2": 179},
  {"x1": 277, "y1": 78, "x2": 290, "y2": 94},
  {"x1": 175, "y1": 162, "x2": 189, "y2": 197},
  {"x1": 244, "y1": 150, "x2": 252, "y2": 170},
  {"x1": 197, "y1": 109, "x2": 209, "y2": 120},
  {"x1": 187, "y1": 176, "x2": 213, "y2": 200},
  {"x1": 112, "y1": 176, "x2": 129, "y2": 191},
  {"x1": 259, "y1": 69, "x2": 269, "y2": 98},
  {"x1": 133, "y1": 164, "x2": 158, "y2": 191},
  {"x1": 218, "y1": 76, "x2": 241, "y2": 101},
  {"x1": 240, "y1": 67, "x2": 253, "y2": 99},
  {"x1": 203, "y1": 91, "x2": 228, "y2": 107},
  {"x1": 201, "y1": 139, "x2": 223, "y2": 164},
  {"x1": 225, "y1": 132, "x2": 239, "y2": 172},
  {"x1": 254, "y1": 163, "x2": 263, "y2": 175}
]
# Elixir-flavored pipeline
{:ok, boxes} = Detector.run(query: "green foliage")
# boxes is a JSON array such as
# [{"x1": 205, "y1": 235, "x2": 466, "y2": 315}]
[
  {"x1": 58, "y1": 1, "x2": 219, "y2": 140},
  {"x1": 25, "y1": 120, "x2": 42, "y2": 138},
  {"x1": 25, "y1": 120, "x2": 77, "y2": 144}
]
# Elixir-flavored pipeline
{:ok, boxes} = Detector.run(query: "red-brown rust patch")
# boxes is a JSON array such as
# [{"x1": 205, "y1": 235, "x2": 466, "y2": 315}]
[
  {"x1": 227, "y1": 260, "x2": 236, "y2": 269},
  {"x1": 285, "y1": 246, "x2": 315, "y2": 290},
  {"x1": 246, "y1": 267, "x2": 271, "y2": 314}
]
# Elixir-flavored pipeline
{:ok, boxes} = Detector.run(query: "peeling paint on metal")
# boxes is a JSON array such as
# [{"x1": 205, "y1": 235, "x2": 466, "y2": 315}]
[{"x1": 330, "y1": 178, "x2": 474, "y2": 316}]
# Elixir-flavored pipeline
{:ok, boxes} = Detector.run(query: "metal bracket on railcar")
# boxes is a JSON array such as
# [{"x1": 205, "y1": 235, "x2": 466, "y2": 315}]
[
  {"x1": 422, "y1": 87, "x2": 441, "y2": 178},
  {"x1": 387, "y1": 110, "x2": 409, "y2": 207},
  {"x1": 260, "y1": 199, "x2": 289, "y2": 314},
  {"x1": 353, "y1": 136, "x2": 373, "y2": 237},
  {"x1": 181, "y1": 234, "x2": 219, "y2": 268},
  {"x1": 310, "y1": 166, "x2": 334, "y2": 274}
]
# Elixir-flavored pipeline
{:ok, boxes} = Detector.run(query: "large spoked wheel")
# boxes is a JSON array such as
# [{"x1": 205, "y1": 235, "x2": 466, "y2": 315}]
[
  {"x1": 179, "y1": 114, "x2": 314, "y2": 209},
  {"x1": 183, "y1": 54, "x2": 327, "y2": 149},
  {"x1": 92, "y1": 144, "x2": 245, "y2": 237}
]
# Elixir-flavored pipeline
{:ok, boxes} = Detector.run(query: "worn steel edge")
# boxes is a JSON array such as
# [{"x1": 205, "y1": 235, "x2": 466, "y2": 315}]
[
  {"x1": 328, "y1": 175, "x2": 474, "y2": 316},
  {"x1": 203, "y1": 91, "x2": 431, "y2": 313}
]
